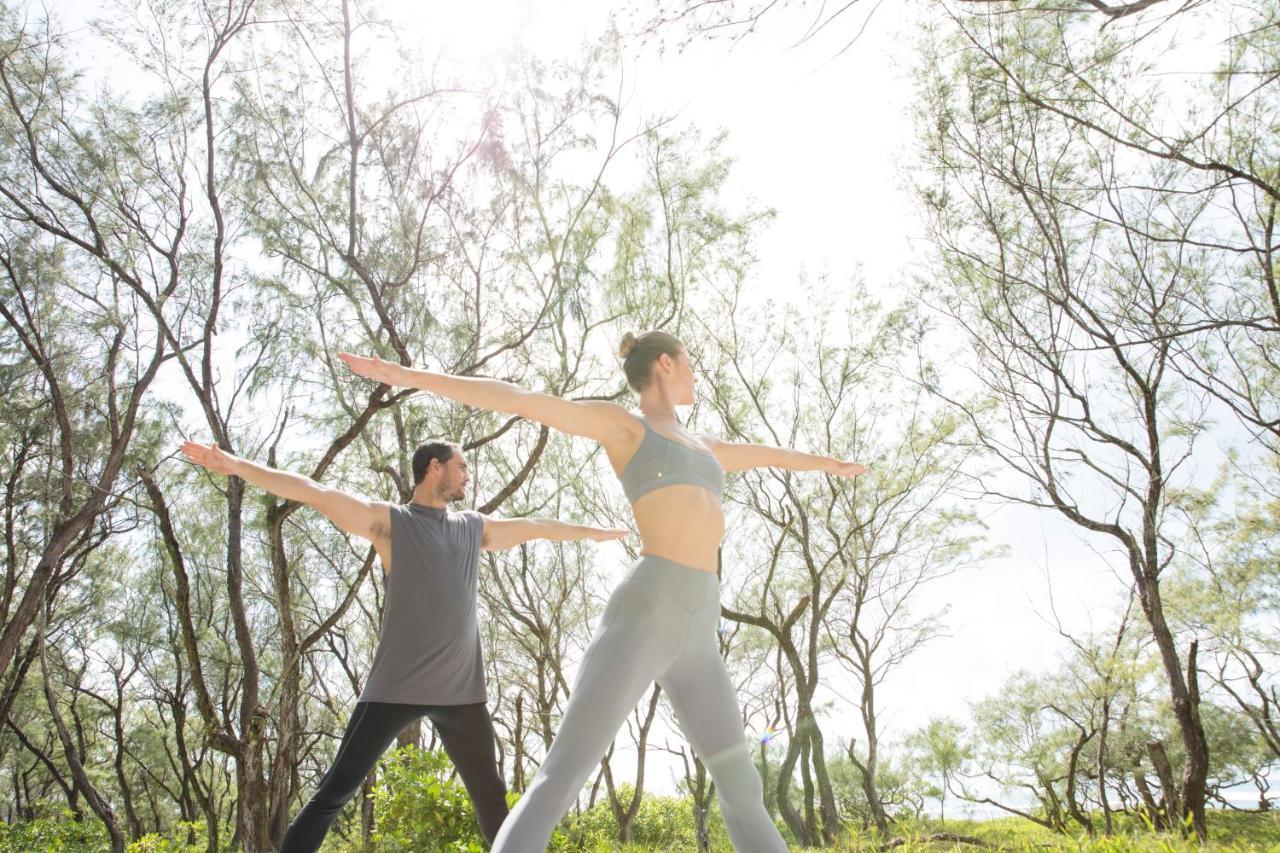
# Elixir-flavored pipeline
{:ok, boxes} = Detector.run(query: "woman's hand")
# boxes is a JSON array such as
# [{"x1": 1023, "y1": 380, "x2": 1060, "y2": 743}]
[
  {"x1": 337, "y1": 352, "x2": 412, "y2": 386},
  {"x1": 180, "y1": 441, "x2": 240, "y2": 476}
]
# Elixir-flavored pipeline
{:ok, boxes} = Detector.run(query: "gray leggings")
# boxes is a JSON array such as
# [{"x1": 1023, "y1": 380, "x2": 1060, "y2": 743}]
[{"x1": 492, "y1": 555, "x2": 787, "y2": 852}]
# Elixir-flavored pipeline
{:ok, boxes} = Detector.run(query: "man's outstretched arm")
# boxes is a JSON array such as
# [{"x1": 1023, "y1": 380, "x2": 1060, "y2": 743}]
[
  {"x1": 701, "y1": 436, "x2": 867, "y2": 477},
  {"x1": 180, "y1": 441, "x2": 390, "y2": 552},
  {"x1": 479, "y1": 516, "x2": 628, "y2": 552}
]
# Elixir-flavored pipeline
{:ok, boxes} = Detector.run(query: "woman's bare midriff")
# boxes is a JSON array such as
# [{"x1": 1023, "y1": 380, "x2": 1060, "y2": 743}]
[
  {"x1": 629, "y1": 485, "x2": 725, "y2": 573},
  {"x1": 605, "y1": 416, "x2": 724, "y2": 573}
]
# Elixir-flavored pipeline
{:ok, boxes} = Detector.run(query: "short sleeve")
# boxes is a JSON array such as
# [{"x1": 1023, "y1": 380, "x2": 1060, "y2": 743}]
[{"x1": 464, "y1": 509, "x2": 485, "y2": 545}]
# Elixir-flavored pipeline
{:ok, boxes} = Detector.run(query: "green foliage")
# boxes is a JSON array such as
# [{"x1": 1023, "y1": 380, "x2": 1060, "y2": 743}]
[
  {"x1": 835, "y1": 810, "x2": 1280, "y2": 851},
  {"x1": 3, "y1": 802, "x2": 1277, "y2": 852},
  {"x1": 826, "y1": 751, "x2": 909, "y2": 829},
  {"x1": 126, "y1": 821, "x2": 208, "y2": 852},
  {"x1": 369, "y1": 746, "x2": 485, "y2": 852},
  {"x1": 0, "y1": 807, "x2": 110, "y2": 853},
  {"x1": 904, "y1": 717, "x2": 970, "y2": 823},
  {"x1": 556, "y1": 784, "x2": 732, "y2": 850}
]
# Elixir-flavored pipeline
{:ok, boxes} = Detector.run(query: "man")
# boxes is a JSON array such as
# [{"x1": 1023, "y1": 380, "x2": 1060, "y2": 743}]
[{"x1": 179, "y1": 438, "x2": 626, "y2": 851}]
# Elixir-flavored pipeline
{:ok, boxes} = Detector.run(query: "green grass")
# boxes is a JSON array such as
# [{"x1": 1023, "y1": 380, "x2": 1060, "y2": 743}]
[
  {"x1": 588, "y1": 811, "x2": 1280, "y2": 852},
  {"x1": 4, "y1": 807, "x2": 1277, "y2": 852},
  {"x1": 813, "y1": 811, "x2": 1280, "y2": 852}
]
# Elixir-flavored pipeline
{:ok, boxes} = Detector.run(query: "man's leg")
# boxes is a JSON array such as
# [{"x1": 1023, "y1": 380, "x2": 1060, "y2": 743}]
[
  {"x1": 428, "y1": 702, "x2": 510, "y2": 846},
  {"x1": 280, "y1": 702, "x2": 425, "y2": 853}
]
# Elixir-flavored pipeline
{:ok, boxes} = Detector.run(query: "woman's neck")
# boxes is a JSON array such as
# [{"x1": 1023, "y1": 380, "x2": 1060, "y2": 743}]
[{"x1": 638, "y1": 399, "x2": 678, "y2": 422}]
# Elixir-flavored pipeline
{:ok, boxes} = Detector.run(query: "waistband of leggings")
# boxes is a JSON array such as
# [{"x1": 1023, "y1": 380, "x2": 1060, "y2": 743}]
[{"x1": 628, "y1": 553, "x2": 720, "y2": 610}]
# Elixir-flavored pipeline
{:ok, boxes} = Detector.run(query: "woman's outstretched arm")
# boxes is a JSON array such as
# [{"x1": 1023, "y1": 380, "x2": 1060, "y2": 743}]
[
  {"x1": 703, "y1": 436, "x2": 867, "y2": 477},
  {"x1": 337, "y1": 352, "x2": 634, "y2": 444}
]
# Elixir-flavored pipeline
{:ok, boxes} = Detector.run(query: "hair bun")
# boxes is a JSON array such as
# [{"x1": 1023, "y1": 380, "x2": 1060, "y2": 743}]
[{"x1": 618, "y1": 331, "x2": 639, "y2": 359}]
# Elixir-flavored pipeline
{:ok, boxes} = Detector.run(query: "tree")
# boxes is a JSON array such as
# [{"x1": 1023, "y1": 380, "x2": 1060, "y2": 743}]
[
  {"x1": 1169, "y1": 461, "x2": 1280, "y2": 802},
  {"x1": 639, "y1": 0, "x2": 1207, "y2": 58},
  {"x1": 906, "y1": 3, "x2": 1276, "y2": 835},
  {"x1": 0, "y1": 9, "x2": 174, "y2": 736},
  {"x1": 702, "y1": 278, "x2": 981, "y2": 842},
  {"x1": 905, "y1": 718, "x2": 968, "y2": 826}
]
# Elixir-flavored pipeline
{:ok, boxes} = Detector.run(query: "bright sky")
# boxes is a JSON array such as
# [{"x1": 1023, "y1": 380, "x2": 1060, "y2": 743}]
[
  {"x1": 378, "y1": 0, "x2": 918, "y2": 289},
  {"x1": 48, "y1": 0, "x2": 1257, "y2": 813}
]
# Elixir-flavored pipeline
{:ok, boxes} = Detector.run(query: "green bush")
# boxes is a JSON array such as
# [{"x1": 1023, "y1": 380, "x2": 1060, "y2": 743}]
[
  {"x1": 369, "y1": 745, "x2": 486, "y2": 852},
  {"x1": 126, "y1": 821, "x2": 208, "y2": 852},
  {"x1": 554, "y1": 785, "x2": 734, "y2": 850},
  {"x1": 0, "y1": 806, "x2": 110, "y2": 852}
]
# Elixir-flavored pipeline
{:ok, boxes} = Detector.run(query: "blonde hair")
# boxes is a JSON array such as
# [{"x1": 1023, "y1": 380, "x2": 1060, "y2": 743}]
[{"x1": 619, "y1": 330, "x2": 684, "y2": 392}]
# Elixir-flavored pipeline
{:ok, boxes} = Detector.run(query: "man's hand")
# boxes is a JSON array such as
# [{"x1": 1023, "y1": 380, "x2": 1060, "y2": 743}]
[
  {"x1": 337, "y1": 352, "x2": 410, "y2": 386},
  {"x1": 181, "y1": 441, "x2": 239, "y2": 476},
  {"x1": 482, "y1": 518, "x2": 630, "y2": 551},
  {"x1": 827, "y1": 459, "x2": 868, "y2": 478},
  {"x1": 586, "y1": 526, "x2": 630, "y2": 543},
  {"x1": 181, "y1": 439, "x2": 390, "y2": 563}
]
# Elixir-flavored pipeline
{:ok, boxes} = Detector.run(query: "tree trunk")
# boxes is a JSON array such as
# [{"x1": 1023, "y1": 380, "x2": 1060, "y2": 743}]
[
  {"x1": 1146, "y1": 739, "x2": 1181, "y2": 826},
  {"x1": 1063, "y1": 727, "x2": 1095, "y2": 835},
  {"x1": 807, "y1": 717, "x2": 842, "y2": 842},
  {"x1": 224, "y1": 476, "x2": 269, "y2": 851},
  {"x1": 1133, "y1": 769, "x2": 1166, "y2": 831},
  {"x1": 686, "y1": 754, "x2": 714, "y2": 853},
  {"x1": 855, "y1": 673, "x2": 891, "y2": 834},
  {"x1": 266, "y1": 497, "x2": 301, "y2": 850},
  {"x1": 775, "y1": 725, "x2": 813, "y2": 845},
  {"x1": 849, "y1": 742, "x2": 890, "y2": 835},
  {"x1": 512, "y1": 694, "x2": 526, "y2": 793},
  {"x1": 1099, "y1": 697, "x2": 1114, "y2": 836},
  {"x1": 41, "y1": 644, "x2": 125, "y2": 853},
  {"x1": 799, "y1": 733, "x2": 817, "y2": 834},
  {"x1": 361, "y1": 772, "x2": 376, "y2": 846},
  {"x1": 109, "y1": 684, "x2": 143, "y2": 840}
]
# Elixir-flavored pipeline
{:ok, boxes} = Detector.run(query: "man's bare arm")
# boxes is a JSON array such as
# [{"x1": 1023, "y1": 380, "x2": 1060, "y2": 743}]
[
  {"x1": 702, "y1": 437, "x2": 867, "y2": 477},
  {"x1": 479, "y1": 516, "x2": 629, "y2": 552},
  {"x1": 180, "y1": 442, "x2": 390, "y2": 544}
]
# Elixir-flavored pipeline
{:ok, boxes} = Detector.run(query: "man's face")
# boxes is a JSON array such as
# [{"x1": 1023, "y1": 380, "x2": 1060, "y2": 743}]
[{"x1": 435, "y1": 448, "x2": 469, "y2": 501}]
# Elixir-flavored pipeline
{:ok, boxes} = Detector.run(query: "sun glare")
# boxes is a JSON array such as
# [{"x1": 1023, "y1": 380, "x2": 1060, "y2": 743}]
[{"x1": 382, "y1": 0, "x2": 598, "y2": 67}]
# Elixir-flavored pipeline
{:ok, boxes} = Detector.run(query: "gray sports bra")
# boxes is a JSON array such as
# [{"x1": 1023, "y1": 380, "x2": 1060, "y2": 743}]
[{"x1": 619, "y1": 418, "x2": 725, "y2": 503}]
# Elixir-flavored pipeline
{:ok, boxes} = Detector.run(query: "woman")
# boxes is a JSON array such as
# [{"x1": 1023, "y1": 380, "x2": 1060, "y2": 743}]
[{"x1": 338, "y1": 331, "x2": 865, "y2": 851}]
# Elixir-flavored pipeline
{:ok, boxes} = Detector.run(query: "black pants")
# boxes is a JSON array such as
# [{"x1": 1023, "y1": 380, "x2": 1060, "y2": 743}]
[{"x1": 279, "y1": 701, "x2": 508, "y2": 851}]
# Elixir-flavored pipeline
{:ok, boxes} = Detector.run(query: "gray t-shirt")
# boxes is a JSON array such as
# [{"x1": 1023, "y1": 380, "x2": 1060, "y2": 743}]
[{"x1": 358, "y1": 503, "x2": 487, "y2": 705}]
